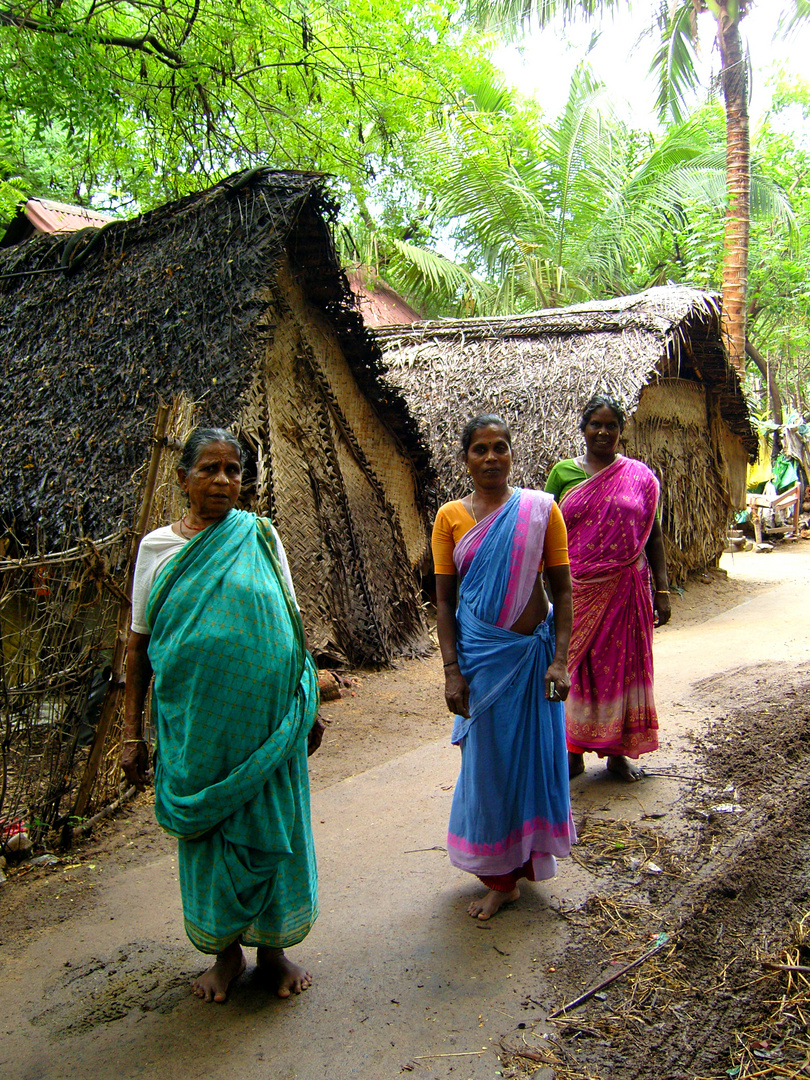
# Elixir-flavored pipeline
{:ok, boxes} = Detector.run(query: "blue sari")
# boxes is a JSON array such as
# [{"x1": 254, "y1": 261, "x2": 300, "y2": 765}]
[{"x1": 447, "y1": 490, "x2": 576, "y2": 881}]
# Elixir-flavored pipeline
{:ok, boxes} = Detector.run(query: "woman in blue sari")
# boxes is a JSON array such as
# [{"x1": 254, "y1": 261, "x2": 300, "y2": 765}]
[
  {"x1": 432, "y1": 416, "x2": 576, "y2": 920},
  {"x1": 122, "y1": 428, "x2": 322, "y2": 1003}
]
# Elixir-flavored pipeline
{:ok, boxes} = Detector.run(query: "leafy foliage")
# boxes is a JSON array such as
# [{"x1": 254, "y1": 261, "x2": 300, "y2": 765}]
[
  {"x1": 346, "y1": 69, "x2": 759, "y2": 317},
  {"x1": 745, "y1": 77, "x2": 810, "y2": 415},
  {"x1": 0, "y1": 0, "x2": 491, "y2": 216}
]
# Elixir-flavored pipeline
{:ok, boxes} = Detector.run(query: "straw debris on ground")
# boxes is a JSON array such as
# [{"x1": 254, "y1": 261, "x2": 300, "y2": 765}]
[{"x1": 498, "y1": 663, "x2": 810, "y2": 1080}]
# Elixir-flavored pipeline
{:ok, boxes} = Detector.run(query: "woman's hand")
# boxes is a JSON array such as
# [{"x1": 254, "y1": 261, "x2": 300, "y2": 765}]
[
  {"x1": 653, "y1": 591, "x2": 671, "y2": 627},
  {"x1": 435, "y1": 574, "x2": 469, "y2": 718},
  {"x1": 545, "y1": 657, "x2": 571, "y2": 702},
  {"x1": 123, "y1": 631, "x2": 153, "y2": 792},
  {"x1": 444, "y1": 665, "x2": 470, "y2": 719},
  {"x1": 121, "y1": 738, "x2": 149, "y2": 792},
  {"x1": 308, "y1": 714, "x2": 326, "y2": 756},
  {"x1": 645, "y1": 520, "x2": 671, "y2": 628}
]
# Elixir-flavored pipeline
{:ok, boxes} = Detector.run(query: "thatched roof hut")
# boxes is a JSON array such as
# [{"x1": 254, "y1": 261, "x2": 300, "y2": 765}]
[
  {"x1": 0, "y1": 168, "x2": 431, "y2": 664},
  {"x1": 376, "y1": 287, "x2": 756, "y2": 583}
]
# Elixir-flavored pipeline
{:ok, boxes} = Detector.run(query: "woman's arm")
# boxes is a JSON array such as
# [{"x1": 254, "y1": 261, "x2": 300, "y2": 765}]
[
  {"x1": 645, "y1": 518, "x2": 671, "y2": 626},
  {"x1": 122, "y1": 631, "x2": 153, "y2": 791},
  {"x1": 435, "y1": 573, "x2": 470, "y2": 719},
  {"x1": 544, "y1": 563, "x2": 573, "y2": 701}
]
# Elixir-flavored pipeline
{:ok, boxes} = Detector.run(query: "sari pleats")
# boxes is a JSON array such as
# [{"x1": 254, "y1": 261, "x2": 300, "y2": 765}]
[
  {"x1": 447, "y1": 490, "x2": 576, "y2": 882},
  {"x1": 146, "y1": 510, "x2": 319, "y2": 953}
]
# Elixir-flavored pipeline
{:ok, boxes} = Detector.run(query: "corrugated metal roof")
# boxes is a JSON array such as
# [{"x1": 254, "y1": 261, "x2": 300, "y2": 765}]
[{"x1": 24, "y1": 197, "x2": 113, "y2": 235}]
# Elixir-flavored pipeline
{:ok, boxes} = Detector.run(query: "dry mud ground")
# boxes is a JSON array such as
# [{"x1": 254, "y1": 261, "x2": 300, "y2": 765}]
[{"x1": 2, "y1": 544, "x2": 810, "y2": 1080}]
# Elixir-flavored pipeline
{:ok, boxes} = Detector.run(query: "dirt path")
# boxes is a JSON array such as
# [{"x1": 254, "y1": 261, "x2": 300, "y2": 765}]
[{"x1": 2, "y1": 544, "x2": 809, "y2": 1080}]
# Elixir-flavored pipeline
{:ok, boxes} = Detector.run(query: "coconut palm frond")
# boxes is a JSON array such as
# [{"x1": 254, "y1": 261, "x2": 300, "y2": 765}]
[
  {"x1": 749, "y1": 171, "x2": 797, "y2": 231},
  {"x1": 385, "y1": 237, "x2": 497, "y2": 317},
  {"x1": 651, "y1": 0, "x2": 701, "y2": 125},
  {"x1": 463, "y1": 0, "x2": 622, "y2": 36},
  {"x1": 778, "y1": 1, "x2": 810, "y2": 37}
]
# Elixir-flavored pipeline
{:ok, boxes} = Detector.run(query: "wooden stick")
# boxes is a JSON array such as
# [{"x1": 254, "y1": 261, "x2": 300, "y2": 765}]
[
  {"x1": 71, "y1": 403, "x2": 170, "y2": 822},
  {"x1": 547, "y1": 933, "x2": 670, "y2": 1019},
  {"x1": 498, "y1": 1044, "x2": 545, "y2": 1064},
  {"x1": 641, "y1": 770, "x2": 705, "y2": 782},
  {"x1": 411, "y1": 1052, "x2": 486, "y2": 1059},
  {"x1": 62, "y1": 785, "x2": 138, "y2": 845},
  {"x1": 761, "y1": 961, "x2": 810, "y2": 974}
]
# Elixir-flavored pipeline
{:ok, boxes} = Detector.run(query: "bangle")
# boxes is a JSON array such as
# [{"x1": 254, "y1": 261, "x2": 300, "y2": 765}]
[
  {"x1": 123, "y1": 738, "x2": 146, "y2": 744},
  {"x1": 655, "y1": 590, "x2": 670, "y2": 595},
  {"x1": 443, "y1": 660, "x2": 459, "y2": 668}
]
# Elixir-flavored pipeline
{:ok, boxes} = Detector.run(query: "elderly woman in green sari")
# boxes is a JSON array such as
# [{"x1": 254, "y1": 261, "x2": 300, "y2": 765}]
[{"x1": 122, "y1": 428, "x2": 322, "y2": 1004}]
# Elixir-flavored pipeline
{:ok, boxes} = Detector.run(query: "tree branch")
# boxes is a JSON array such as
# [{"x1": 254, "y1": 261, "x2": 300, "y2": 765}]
[
  {"x1": 176, "y1": 0, "x2": 199, "y2": 48},
  {"x1": 0, "y1": 5, "x2": 185, "y2": 69},
  {"x1": 746, "y1": 338, "x2": 783, "y2": 426}
]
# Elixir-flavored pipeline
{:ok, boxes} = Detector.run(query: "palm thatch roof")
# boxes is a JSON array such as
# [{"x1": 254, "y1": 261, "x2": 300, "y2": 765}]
[
  {"x1": 0, "y1": 168, "x2": 428, "y2": 550},
  {"x1": 377, "y1": 286, "x2": 756, "y2": 581},
  {"x1": 0, "y1": 168, "x2": 434, "y2": 665}
]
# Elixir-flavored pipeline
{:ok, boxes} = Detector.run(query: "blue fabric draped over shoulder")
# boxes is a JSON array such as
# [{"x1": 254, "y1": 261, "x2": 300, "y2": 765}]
[
  {"x1": 145, "y1": 509, "x2": 319, "y2": 953},
  {"x1": 447, "y1": 491, "x2": 576, "y2": 882}
]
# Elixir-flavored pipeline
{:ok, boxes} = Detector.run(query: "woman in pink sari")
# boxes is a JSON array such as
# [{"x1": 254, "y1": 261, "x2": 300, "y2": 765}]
[{"x1": 545, "y1": 396, "x2": 671, "y2": 783}]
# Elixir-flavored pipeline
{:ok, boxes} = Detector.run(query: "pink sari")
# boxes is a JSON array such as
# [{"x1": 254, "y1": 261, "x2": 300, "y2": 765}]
[{"x1": 560, "y1": 457, "x2": 660, "y2": 758}]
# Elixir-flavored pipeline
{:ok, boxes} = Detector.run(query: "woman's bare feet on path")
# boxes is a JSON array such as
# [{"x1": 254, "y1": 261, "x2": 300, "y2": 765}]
[
  {"x1": 191, "y1": 940, "x2": 246, "y2": 1003},
  {"x1": 257, "y1": 947, "x2": 312, "y2": 998},
  {"x1": 568, "y1": 751, "x2": 585, "y2": 779},
  {"x1": 467, "y1": 886, "x2": 520, "y2": 921},
  {"x1": 607, "y1": 755, "x2": 645, "y2": 782}
]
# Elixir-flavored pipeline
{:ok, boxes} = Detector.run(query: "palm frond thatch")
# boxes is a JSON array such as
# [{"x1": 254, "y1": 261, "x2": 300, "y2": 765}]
[
  {"x1": 376, "y1": 284, "x2": 756, "y2": 583},
  {"x1": 0, "y1": 168, "x2": 432, "y2": 664}
]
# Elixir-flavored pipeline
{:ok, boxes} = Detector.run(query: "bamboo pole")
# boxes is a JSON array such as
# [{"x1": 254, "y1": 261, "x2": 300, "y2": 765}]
[{"x1": 70, "y1": 403, "x2": 171, "y2": 824}]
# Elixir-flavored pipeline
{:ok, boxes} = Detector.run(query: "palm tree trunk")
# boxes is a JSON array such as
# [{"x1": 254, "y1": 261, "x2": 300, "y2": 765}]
[{"x1": 717, "y1": 8, "x2": 750, "y2": 375}]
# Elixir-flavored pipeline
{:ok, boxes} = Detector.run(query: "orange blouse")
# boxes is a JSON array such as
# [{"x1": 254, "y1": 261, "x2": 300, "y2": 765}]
[{"x1": 431, "y1": 499, "x2": 569, "y2": 576}]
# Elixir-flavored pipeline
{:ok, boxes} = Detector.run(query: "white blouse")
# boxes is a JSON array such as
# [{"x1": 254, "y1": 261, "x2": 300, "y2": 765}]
[{"x1": 130, "y1": 521, "x2": 297, "y2": 634}]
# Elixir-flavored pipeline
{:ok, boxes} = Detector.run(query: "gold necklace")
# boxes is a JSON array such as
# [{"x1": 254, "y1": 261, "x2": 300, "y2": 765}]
[{"x1": 471, "y1": 487, "x2": 513, "y2": 524}]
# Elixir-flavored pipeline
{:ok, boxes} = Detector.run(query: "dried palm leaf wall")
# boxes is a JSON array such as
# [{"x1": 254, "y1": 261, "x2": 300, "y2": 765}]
[
  {"x1": 234, "y1": 264, "x2": 428, "y2": 664},
  {"x1": 0, "y1": 398, "x2": 194, "y2": 834},
  {"x1": 0, "y1": 534, "x2": 128, "y2": 837},
  {"x1": 626, "y1": 380, "x2": 730, "y2": 581},
  {"x1": 377, "y1": 287, "x2": 756, "y2": 584}
]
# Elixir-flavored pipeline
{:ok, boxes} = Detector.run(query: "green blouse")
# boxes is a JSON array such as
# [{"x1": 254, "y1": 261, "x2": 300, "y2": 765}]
[{"x1": 544, "y1": 459, "x2": 588, "y2": 502}]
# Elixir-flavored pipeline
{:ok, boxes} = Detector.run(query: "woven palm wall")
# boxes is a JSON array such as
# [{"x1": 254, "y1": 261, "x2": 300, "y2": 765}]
[
  {"x1": 234, "y1": 265, "x2": 427, "y2": 666},
  {"x1": 378, "y1": 286, "x2": 756, "y2": 584},
  {"x1": 626, "y1": 380, "x2": 730, "y2": 580}
]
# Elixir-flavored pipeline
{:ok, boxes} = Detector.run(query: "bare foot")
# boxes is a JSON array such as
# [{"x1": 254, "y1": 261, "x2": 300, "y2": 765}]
[
  {"x1": 257, "y1": 947, "x2": 312, "y2": 998},
  {"x1": 191, "y1": 941, "x2": 246, "y2": 1003},
  {"x1": 607, "y1": 755, "x2": 645, "y2": 782},
  {"x1": 568, "y1": 751, "x2": 585, "y2": 779},
  {"x1": 467, "y1": 886, "x2": 520, "y2": 921}
]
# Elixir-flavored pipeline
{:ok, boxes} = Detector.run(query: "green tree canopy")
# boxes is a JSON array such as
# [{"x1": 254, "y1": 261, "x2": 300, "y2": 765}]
[
  {"x1": 0, "y1": 0, "x2": 493, "y2": 217},
  {"x1": 347, "y1": 65, "x2": 790, "y2": 319}
]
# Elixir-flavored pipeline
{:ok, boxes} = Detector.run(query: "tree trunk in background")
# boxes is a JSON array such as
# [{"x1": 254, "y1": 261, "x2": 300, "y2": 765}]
[
  {"x1": 717, "y1": 8, "x2": 750, "y2": 375},
  {"x1": 746, "y1": 340, "x2": 783, "y2": 427}
]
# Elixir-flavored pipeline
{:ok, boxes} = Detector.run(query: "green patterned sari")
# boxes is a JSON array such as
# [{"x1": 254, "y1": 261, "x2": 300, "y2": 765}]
[{"x1": 146, "y1": 509, "x2": 318, "y2": 953}]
